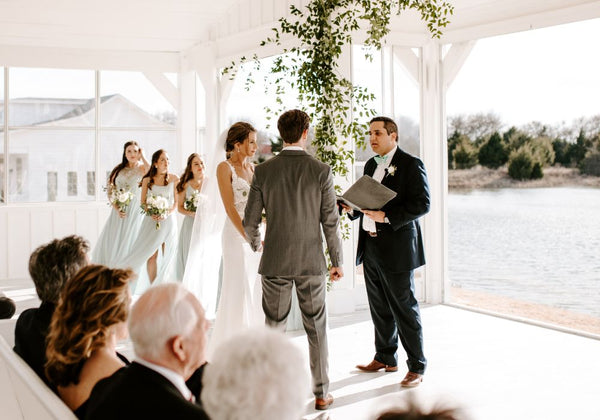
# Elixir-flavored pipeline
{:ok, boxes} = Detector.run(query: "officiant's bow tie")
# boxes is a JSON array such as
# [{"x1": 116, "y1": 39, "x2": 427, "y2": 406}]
[{"x1": 374, "y1": 155, "x2": 388, "y2": 165}]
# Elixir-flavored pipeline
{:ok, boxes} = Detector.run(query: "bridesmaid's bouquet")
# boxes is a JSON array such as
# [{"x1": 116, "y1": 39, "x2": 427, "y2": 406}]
[
  {"x1": 109, "y1": 188, "x2": 134, "y2": 213},
  {"x1": 143, "y1": 193, "x2": 170, "y2": 230},
  {"x1": 183, "y1": 190, "x2": 202, "y2": 213}
]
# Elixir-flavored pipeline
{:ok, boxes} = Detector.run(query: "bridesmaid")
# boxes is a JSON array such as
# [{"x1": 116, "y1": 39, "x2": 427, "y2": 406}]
[
  {"x1": 175, "y1": 153, "x2": 204, "y2": 280},
  {"x1": 116, "y1": 149, "x2": 179, "y2": 288},
  {"x1": 92, "y1": 141, "x2": 149, "y2": 265}
]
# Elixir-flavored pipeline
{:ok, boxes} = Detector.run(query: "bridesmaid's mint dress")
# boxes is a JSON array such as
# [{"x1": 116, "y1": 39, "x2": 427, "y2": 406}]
[
  {"x1": 92, "y1": 167, "x2": 144, "y2": 266},
  {"x1": 115, "y1": 182, "x2": 178, "y2": 293},
  {"x1": 176, "y1": 185, "x2": 199, "y2": 280}
]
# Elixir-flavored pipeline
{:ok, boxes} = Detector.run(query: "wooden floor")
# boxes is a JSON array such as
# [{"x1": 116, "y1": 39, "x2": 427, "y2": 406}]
[{"x1": 3, "y1": 281, "x2": 600, "y2": 420}]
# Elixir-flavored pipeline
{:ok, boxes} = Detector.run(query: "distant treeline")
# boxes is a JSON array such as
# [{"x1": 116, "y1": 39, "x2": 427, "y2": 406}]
[{"x1": 448, "y1": 113, "x2": 600, "y2": 180}]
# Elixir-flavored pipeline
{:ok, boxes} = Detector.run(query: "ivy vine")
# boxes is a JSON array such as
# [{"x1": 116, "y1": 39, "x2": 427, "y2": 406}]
[{"x1": 223, "y1": 0, "x2": 453, "y2": 238}]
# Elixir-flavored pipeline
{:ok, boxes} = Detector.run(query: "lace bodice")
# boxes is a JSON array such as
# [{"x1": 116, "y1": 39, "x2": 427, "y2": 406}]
[
  {"x1": 114, "y1": 167, "x2": 143, "y2": 198},
  {"x1": 226, "y1": 161, "x2": 251, "y2": 216}
]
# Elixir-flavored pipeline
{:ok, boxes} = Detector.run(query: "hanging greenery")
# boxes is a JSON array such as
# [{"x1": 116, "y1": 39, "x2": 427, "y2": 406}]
[{"x1": 223, "y1": 0, "x2": 453, "y2": 237}]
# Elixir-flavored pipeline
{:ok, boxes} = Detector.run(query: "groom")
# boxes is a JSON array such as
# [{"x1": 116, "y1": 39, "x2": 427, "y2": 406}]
[{"x1": 244, "y1": 109, "x2": 343, "y2": 411}]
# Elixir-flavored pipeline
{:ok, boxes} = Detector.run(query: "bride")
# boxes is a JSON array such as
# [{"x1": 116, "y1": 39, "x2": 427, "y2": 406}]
[{"x1": 204, "y1": 122, "x2": 264, "y2": 357}]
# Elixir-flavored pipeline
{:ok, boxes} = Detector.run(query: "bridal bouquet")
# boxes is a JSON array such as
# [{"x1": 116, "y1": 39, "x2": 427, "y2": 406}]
[
  {"x1": 109, "y1": 188, "x2": 134, "y2": 213},
  {"x1": 143, "y1": 193, "x2": 170, "y2": 230},
  {"x1": 184, "y1": 190, "x2": 202, "y2": 213}
]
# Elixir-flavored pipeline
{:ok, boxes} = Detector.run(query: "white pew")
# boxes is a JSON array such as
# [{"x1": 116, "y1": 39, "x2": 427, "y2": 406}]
[{"x1": 0, "y1": 335, "x2": 76, "y2": 420}]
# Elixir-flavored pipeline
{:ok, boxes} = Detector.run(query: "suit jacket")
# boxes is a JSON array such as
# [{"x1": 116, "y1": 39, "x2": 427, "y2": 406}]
[
  {"x1": 84, "y1": 362, "x2": 209, "y2": 420},
  {"x1": 244, "y1": 149, "x2": 343, "y2": 276},
  {"x1": 13, "y1": 301, "x2": 56, "y2": 389},
  {"x1": 351, "y1": 146, "x2": 430, "y2": 272}
]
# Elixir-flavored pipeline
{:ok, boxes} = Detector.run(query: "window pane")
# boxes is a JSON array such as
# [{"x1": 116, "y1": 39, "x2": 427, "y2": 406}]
[
  {"x1": 8, "y1": 68, "x2": 95, "y2": 127},
  {"x1": 100, "y1": 71, "x2": 177, "y2": 128},
  {"x1": 8, "y1": 129, "x2": 94, "y2": 202},
  {"x1": 99, "y1": 130, "x2": 177, "y2": 190},
  {"x1": 0, "y1": 138, "x2": 4, "y2": 203},
  {"x1": 87, "y1": 171, "x2": 95, "y2": 196},
  {"x1": 0, "y1": 67, "x2": 4, "y2": 126}
]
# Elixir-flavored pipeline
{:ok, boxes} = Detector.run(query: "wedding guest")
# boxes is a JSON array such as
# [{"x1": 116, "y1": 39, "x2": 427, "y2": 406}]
[
  {"x1": 343, "y1": 116, "x2": 430, "y2": 387},
  {"x1": 202, "y1": 327, "x2": 310, "y2": 420},
  {"x1": 175, "y1": 153, "x2": 204, "y2": 279},
  {"x1": 0, "y1": 291, "x2": 16, "y2": 319},
  {"x1": 92, "y1": 141, "x2": 149, "y2": 266},
  {"x1": 244, "y1": 109, "x2": 343, "y2": 410},
  {"x1": 84, "y1": 283, "x2": 209, "y2": 420},
  {"x1": 14, "y1": 235, "x2": 90, "y2": 387},
  {"x1": 45, "y1": 265, "x2": 133, "y2": 418},
  {"x1": 115, "y1": 149, "x2": 179, "y2": 287}
]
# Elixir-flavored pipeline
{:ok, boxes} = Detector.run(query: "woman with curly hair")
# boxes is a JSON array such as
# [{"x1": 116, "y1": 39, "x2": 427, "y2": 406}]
[{"x1": 45, "y1": 265, "x2": 133, "y2": 418}]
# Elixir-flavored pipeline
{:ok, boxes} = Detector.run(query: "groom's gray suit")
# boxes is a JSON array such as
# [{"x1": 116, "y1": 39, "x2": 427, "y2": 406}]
[{"x1": 243, "y1": 148, "x2": 343, "y2": 398}]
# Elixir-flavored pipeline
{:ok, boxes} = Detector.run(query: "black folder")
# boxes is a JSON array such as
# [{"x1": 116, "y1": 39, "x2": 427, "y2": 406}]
[{"x1": 336, "y1": 175, "x2": 397, "y2": 211}]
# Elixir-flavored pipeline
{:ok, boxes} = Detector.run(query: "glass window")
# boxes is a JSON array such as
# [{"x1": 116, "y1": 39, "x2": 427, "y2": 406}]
[
  {"x1": 100, "y1": 71, "x2": 177, "y2": 128},
  {"x1": 67, "y1": 171, "x2": 77, "y2": 196},
  {"x1": 1, "y1": 67, "x2": 4, "y2": 126},
  {"x1": 392, "y1": 47, "x2": 421, "y2": 158},
  {"x1": 8, "y1": 129, "x2": 94, "y2": 202},
  {"x1": 47, "y1": 172, "x2": 57, "y2": 201},
  {"x1": 8, "y1": 68, "x2": 95, "y2": 127},
  {"x1": 87, "y1": 171, "x2": 95, "y2": 196}
]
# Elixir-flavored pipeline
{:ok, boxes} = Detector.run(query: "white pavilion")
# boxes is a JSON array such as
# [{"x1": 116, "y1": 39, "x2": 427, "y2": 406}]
[{"x1": 1, "y1": 1, "x2": 600, "y2": 419}]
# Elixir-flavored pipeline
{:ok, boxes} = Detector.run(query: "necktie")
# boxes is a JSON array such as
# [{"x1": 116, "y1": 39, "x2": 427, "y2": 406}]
[{"x1": 374, "y1": 155, "x2": 388, "y2": 165}]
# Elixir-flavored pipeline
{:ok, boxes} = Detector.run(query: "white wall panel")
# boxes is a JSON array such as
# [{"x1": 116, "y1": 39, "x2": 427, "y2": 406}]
[
  {"x1": 0, "y1": 204, "x2": 107, "y2": 281},
  {"x1": 0, "y1": 214, "x2": 7, "y2": 279},
  {"x1": 7, "y1": 212, "x2": 30, "y2": 279}
]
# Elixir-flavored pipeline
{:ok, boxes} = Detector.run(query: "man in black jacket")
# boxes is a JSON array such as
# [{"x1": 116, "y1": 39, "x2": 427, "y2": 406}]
[
  {"x1": 343, "y1": 116, "x2": 430, "y2": 388},
  {"x1": 85, "y1": 283, "x2": 209, "y2": 420}
]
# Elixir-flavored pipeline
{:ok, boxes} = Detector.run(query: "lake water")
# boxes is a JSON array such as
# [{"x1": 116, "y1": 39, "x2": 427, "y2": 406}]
[{"x1": 448, "y1": 187, "x2": 600, "y2": 318}]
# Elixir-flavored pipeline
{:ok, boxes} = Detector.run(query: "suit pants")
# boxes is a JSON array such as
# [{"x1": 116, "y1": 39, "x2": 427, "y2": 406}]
[
  {"x1": 363, "y1": 236, "x2": 427, "y2": 374},
  {"x1": 262, "y1": 274, "x2": 329, "y2": 398}
]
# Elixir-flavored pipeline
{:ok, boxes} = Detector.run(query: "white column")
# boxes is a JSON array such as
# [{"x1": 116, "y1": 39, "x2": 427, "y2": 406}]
[
  {"x1": 177, "y1": 59, "x2": 197, "y2": 168},
  {"x1": 419, "y1": 41, "x2": 448, "y2": 304}
]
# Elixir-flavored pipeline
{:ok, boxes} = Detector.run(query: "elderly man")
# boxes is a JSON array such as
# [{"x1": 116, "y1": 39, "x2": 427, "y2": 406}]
[{"x1": 84, "y1": 283, "x2": 209, "y2": 420}]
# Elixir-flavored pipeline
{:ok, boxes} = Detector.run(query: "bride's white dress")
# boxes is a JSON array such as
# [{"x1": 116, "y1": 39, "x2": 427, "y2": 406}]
[{"x1": 206, "y1": 161, "x2": 263, "y2": 358}]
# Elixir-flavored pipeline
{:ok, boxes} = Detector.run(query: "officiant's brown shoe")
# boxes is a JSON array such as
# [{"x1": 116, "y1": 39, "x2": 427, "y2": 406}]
[
  {"x1": 400, "y1": 371, "x2": 423, "y2": 387},
  {"x1": 356, "y1": 360, "x2": 398, "y2": 372},
  {"x1": 315, "y1": 393, "x2": 334, "y2": 410}
]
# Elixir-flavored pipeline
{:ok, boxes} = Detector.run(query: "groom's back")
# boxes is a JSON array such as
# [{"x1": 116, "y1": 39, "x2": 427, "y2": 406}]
[{"x1": 253, "y1": 150, "x2": 335, "y2": 276}]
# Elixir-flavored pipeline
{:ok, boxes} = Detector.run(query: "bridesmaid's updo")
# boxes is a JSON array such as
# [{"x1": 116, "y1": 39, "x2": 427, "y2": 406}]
[{"x1": 225, "y1": 122, "x2": 256, "y2": 158}]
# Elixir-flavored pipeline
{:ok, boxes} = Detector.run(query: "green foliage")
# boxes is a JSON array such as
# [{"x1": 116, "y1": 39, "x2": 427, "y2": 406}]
[
  {"x1": 478, "y1": 132, "x2": 508, "y2": 169},
  {"x1": 452, "y1": 136, "x2": 478, "y2": 169},
  {"x1": 507, "y1": 145, "x2": 547, "y2": 180},
  {"x1": 529, "y1": 136, "x2": 555, "y2": 167},
  {"x1": 223, "y1": 0, "x2": 454, "y2": 183},
  {"x1": 552, "y1": 138, "x2": 572, "y2": 166},
  {"x1": 579, "y1": 152, "x2": 600, "y2": 176},
  {"x1": 447, "y1": 131, "x2": 470, "y2": 169}
]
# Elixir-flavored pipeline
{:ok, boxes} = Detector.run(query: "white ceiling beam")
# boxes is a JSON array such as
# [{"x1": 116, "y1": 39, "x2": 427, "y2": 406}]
[
  {"x1": 443, "y1": 41, "x2": 476, "y2": 89},
  {"x1": 392, "y1": 47, "x2": 419, "y2": 84},
  {"x1": 0, "y1": 45, "x2": 180, "y2": 72},
  {"x1": 143, "y1": 72, "x2": 179, "y2": 109}
]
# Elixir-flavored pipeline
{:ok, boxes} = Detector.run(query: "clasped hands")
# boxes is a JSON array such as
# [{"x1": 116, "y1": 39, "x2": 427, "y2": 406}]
[{"x1": 339, "y1": 203, "x2": 386, "y2": 223}]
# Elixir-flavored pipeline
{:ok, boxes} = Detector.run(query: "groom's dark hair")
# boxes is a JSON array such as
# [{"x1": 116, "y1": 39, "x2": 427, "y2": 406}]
[
  {"x1": 278, "y1": 109, "x2": 310, "y2": 144},
  {"x1": 370, "y1": 116, "x2": 398, "y2": 137}
]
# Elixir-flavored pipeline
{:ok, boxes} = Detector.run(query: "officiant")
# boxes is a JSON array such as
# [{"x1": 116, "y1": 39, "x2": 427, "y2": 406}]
[{"x1": 341, "y1": 116, "x2": 430, "y2": 388}]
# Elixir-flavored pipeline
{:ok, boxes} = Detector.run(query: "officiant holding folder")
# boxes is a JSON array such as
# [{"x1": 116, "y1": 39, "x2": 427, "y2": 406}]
[{"x1": 341, "y1": 116, "x2": 430, "y2": 388}]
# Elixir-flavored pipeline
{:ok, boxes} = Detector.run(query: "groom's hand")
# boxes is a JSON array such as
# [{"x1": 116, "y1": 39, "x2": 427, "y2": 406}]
[
  {"x1": 330, "y1": 267, "x2": 343, "y2": 282},
  {"x1": 362, "y1": 209, "x2": 386, "y2": 223}
]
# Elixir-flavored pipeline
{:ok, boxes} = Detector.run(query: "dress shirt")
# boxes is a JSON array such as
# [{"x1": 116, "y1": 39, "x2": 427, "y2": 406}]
[
  {"x1": 135, "y1": 358, "x2": 194, "y2": 401},
  {"x1": 282, "y1": 145, "x2": 304, "y2": 151},
  {"x1": 363, "y1": 147, "x2": 397, "y2": 232}
]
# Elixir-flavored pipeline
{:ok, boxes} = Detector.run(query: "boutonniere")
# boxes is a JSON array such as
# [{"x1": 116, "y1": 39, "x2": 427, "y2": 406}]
[{"x1": 385, "y1": 165, "x2": 397, "y2": 177}]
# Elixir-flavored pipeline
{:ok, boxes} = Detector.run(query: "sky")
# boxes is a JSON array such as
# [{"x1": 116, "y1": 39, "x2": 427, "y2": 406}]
[{"x1": 446, "y1": 18, "x2": 600, "y2": 127}]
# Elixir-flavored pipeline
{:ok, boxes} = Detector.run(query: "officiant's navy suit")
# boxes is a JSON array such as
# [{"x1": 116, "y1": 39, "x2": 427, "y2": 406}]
[{"x1": 349, "y1": 145, "x2": 430, "y2": 374}]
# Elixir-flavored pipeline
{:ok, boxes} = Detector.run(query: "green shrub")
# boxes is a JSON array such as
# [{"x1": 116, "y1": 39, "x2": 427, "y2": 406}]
[
  {"x1": 508, "y1": 147, "x2": 535, "y2": 180},
  {"x1": 530, "y1": 136, "x2": 555, "y2": 167},
  {"x1": 580, "y1": 152, "x2": 600, "y2": 176},
  {"x1": 452, "y1": 140, "x2": 478, "y2": 169},
  {"x1": 531, "y1": 162, "x2": 543, "y2": 179},
  {"x1": 478, "y1": 132, "x2": 508, "y2": 168}
]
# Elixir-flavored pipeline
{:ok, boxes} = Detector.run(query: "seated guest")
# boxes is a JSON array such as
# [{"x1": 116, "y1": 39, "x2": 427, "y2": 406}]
[
  {"x1": 14, "y1": 235, "x2": 90, "y2": 386},
  {"x1": 0, "y1": 291, "x2": 16, "y2": 319},
  {"x1": 202, "y1": 327, "x2": 310, "y2": 420},
  {"x1": 84, "y1": 283, "x2": 209, "y2": 420},
  {"x1": 45, "y1": 265, "x2": 133, "y2": 418}
]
